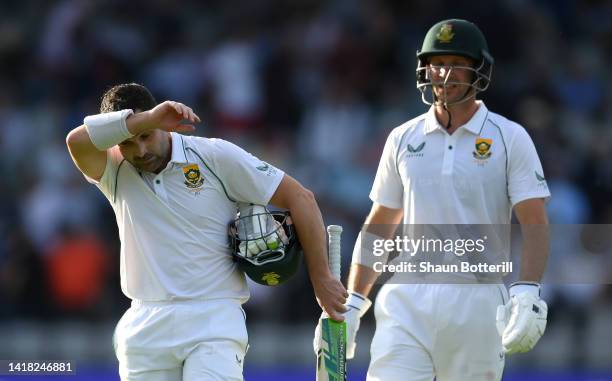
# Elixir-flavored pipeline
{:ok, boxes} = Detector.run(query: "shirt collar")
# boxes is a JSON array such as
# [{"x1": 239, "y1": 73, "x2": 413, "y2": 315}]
[
  {"x1": 169, "y1": 132, "x2": 189, "y2": 164},
  {"x1": 424, "y1": 101, "x2": 488, "y2": 135}
]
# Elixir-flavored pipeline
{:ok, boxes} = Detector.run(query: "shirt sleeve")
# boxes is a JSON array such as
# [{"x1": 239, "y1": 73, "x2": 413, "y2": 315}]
[
  {"x1": 211, "y1": 139, "x2": 285, "y2": 205},
  {"x1": 507, "y1": 126, "x2": 551, "y2": 206},
  {"x1": 84, "y1": 148, "x2": 123, "y2": 203},
  {"x1": 369, "y1": 129, "x2": 404, "y2": 209}
]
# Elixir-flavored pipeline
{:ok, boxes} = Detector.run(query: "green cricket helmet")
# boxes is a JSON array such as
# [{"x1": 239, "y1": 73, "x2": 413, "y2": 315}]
[
  {"x1": 416, "y1": 19, "x2": 494, "y2": 106},
  {"x1": 229, "y1": 207, "x2": 303, "y2": 286}
]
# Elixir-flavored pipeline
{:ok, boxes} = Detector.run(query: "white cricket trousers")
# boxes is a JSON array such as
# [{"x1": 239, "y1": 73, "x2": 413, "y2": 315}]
[
  {"x1": 113, "y1": 299, "x2": 248, "y2": 381},
  {"x1": 367, "y1": 283, "x2": 508, "y2": 381}
]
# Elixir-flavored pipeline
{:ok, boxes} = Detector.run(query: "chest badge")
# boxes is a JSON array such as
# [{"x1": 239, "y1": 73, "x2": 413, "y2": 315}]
[
  {"x1": 182, "y1": 164, "x2": 205, "y2": 189},
  {"x1": 473, "y1": 138, "x2": 492, "y2": 160}
]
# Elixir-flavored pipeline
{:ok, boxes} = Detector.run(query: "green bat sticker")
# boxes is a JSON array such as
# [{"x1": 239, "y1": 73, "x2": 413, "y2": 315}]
[{"x1": 318, "y1": 318, "x2": 347, "y2": 381}]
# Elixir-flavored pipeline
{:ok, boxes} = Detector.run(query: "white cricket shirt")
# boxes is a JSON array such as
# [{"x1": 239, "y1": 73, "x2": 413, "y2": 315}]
[
  {"x1": 370, "y1": 101, "x2": 550, "y2": 224},
  {"x1": 89, "y1": 133, "x2": 284, "y2": 302}
]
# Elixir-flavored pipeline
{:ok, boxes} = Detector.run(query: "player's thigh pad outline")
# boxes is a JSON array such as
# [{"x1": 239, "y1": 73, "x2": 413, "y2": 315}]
[
  {"x1": 183, "y1": 340, "x2": 245, "y2": 381},
  {"x1": 114, "y1": 304, "x2": 180, "y2": 377},
  {"x1": 367, "y1": 331, "x2": 435, "y2": 381},
  {"x1": 367, "y1": 285, "x2": 435, "y2": 381},
  {"x1": 432, "y1": 284, "x2": 507, "y2": 381}
]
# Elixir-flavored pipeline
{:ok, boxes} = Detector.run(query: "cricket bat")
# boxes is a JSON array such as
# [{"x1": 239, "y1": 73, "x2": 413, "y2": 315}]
[{"x1": 316, "y1": 225, "x2": 347, "y2": 381}]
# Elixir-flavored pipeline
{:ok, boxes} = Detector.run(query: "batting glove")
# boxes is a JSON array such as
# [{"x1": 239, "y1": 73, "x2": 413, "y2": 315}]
[
  {"x1": 496, "y1": 282, "x2": 548, "y2": 355},
  {"x1": 239, "y1": 221, "x2": 289, "y2": 257},
  {"x1": 313, "y1": 291, "x2": 372, "y2": 359}
]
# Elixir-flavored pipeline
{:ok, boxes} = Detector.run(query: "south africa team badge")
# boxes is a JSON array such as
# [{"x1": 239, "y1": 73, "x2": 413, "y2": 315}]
[
  {"x1": 261, "y1": 272, "x2": 281, "y2": 286},
  {"x1": 473, "y1": 138, "x2": 493, "y2": 160},
  {"x1": 436, "y1": 23, "x2": 455, "y2": 43},
  {"x1": 182, "y1": 164, "x2": 204, "y2": 189}
]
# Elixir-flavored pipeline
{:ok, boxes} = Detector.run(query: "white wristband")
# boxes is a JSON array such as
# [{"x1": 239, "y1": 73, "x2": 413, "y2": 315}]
[
  {"x1": 351, "y1": 230, "x2": 391, "y2": 270},
  {"x1": 84, "y1": 109, "x2": 134, "y2": 150},
  {"x1": 346, "y1": 291, "x2": 372, "y2": 317},
  {"x1": 509, "y1": 282, "x2": 541, "y2": 298}
]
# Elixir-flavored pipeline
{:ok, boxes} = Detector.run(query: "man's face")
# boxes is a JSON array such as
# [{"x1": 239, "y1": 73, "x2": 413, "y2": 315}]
[
  {"x1": 118, "y1": 129, "x2": 170, "y2": 173},
  {"x1": 427, "y1": 55, "x2": 475, "y2": 104}
]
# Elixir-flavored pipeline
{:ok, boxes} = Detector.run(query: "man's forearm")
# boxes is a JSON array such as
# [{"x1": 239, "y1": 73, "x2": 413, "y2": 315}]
[
  {"x1": 69, "y1": 110, "x2": 148, "y2": 154},
  {"x1": 126, "y1": 110, "x2": 156, "y2": 136},
  {"x1": 286, "y1": 190, "x2": 332, "y2": 281},
  {"x1": 347, "y1": 264, "x2": 379, "y2": 297},
  {"x1": 514, "y1": 198, "x2": 549, "y2": 282},
  {"x1": 347, "y1": 204, "x2": 403, "y2": 298},
  {"x1": 519, "y1": 223, "x2": 549, "y2": 282}
]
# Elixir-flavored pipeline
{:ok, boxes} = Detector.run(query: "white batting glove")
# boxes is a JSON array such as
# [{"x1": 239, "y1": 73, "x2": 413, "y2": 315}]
[
  {"x1": 313, "y1": 291, "x2": 372, "y2": 359},
  {"x1": 239, "y1": 220, "x2": 289, "y2": 257},
  {"x1": 239, "y1": 235, "x2": 267, "y2": 257},
  {"x1": 265, "y1": 220, "x2": 289, "y2": 250},
  {"x1": 496, "y1": 282, "x2": 548, "y2": 355}
]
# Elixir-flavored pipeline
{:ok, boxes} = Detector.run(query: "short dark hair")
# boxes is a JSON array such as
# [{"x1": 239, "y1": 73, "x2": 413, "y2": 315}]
[{"x1": 100, "y1": 83, "x2": 157, "y2": 113}]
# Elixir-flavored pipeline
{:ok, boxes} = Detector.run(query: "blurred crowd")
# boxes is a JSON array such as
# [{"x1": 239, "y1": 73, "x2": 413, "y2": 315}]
[{"x1": 0, "y1": 0, "x2": 611, "y2": 358}]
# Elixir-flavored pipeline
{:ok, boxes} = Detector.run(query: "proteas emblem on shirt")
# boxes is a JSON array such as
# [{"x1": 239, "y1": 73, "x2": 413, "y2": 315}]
[
  {"x1": 182, "y1": 164, "x2": 205, "y2": 188},
  {"x1": 473, "y1": 138, "x2": 493, "y2": 160}
]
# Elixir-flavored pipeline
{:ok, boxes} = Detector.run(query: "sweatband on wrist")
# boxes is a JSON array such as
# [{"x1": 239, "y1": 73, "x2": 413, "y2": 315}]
[
  {"x1": 346, "y1": 291, "x2": 372, "y2": 317},
  {"x1": 509, "y1": 281, "x2": 541, "y2": 298},
  {"x1": 84, "y1": 109, "x2": 134, "y2": 150},
  {"x1": 351, "y1": 230, "x2": 391, "y2": 270}
]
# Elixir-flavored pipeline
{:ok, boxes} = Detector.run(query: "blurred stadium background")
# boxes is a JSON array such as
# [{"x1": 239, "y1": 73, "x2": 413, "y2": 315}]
[{"x1": 1, "y1": 0, "x2": 611, "y2": 379}]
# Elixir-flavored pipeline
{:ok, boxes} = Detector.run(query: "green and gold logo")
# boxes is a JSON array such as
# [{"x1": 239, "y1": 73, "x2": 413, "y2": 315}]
[
  {"x1": 436, "y1": 23, "x2": 455, "y2": 43},
  {"x1": 473, "y1": 138, "x2": 492, "y2": 160},
  {"x1": 261, "y1": 272, "x2": 281, "y2": 286},
  {"x1": 182, "y1": 164, "x2": 204, "y2": 189}
]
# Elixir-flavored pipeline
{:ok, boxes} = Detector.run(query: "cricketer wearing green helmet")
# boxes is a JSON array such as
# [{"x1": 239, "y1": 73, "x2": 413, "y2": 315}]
[
  {"x1": 335, "y1": 17, "x2": 550, "y2": 381},
  {"x1": 416, "y1": 19, "x2": 494, "y2": 109}
]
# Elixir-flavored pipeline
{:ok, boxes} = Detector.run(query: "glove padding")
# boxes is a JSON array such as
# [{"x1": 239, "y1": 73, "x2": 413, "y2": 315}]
[
  {"x1": 239, "y1": 220, "x2": 289, "y2": 257},
  {"x1": 313, "y1": 291, "x2": 372, "y2": 359},
  {"x1": 496, "y1": 283, "x2": 548, "y2": 355}
]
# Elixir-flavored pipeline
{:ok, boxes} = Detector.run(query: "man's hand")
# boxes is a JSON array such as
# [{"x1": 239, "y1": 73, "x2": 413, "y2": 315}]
[
  {"x1": 314, "y1": 291, "x2": 372, "y2": 359},
  {"x1": 496, "y1": 282, "x2": 548, "y2": 354},
  {"x1": 312, "y1": 274, "x2": 349, "y2": 321},
  {"x1": 141, "y1": 101, "x2": 200, "y2": 133}
]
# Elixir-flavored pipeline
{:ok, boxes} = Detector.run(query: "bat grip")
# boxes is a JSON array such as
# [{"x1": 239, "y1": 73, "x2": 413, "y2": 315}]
[{"x1": 327, "y1": 225, "x2": 343, "y2": 280}]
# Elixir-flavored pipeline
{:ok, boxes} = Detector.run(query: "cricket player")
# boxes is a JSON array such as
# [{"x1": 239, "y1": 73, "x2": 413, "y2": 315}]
[
  {"x1": 323, "y1": 19, "x2": 551, "y2": 380},
  {"x1": 66, "y1": 83, "x2": 348, "y2": 380}
]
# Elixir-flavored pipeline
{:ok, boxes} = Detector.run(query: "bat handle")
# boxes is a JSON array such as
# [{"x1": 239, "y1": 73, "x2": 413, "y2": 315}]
[{"x1": 327, "y1": 225, "x2": 343, "y2": 280}]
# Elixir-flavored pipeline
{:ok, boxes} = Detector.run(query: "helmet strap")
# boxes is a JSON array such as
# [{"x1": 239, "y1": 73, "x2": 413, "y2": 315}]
[
  {"x1": 435, "y1": 83, "x2": 477, "y2": 131},
  {"x1": 443, "y1": 104, "x2": 452, "y2": 130}
]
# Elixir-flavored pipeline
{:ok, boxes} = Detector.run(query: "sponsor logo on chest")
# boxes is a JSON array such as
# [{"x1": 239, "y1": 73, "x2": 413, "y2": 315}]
[{"x1": 407, "y1": 142, "x2": 426, "y2": 157}]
